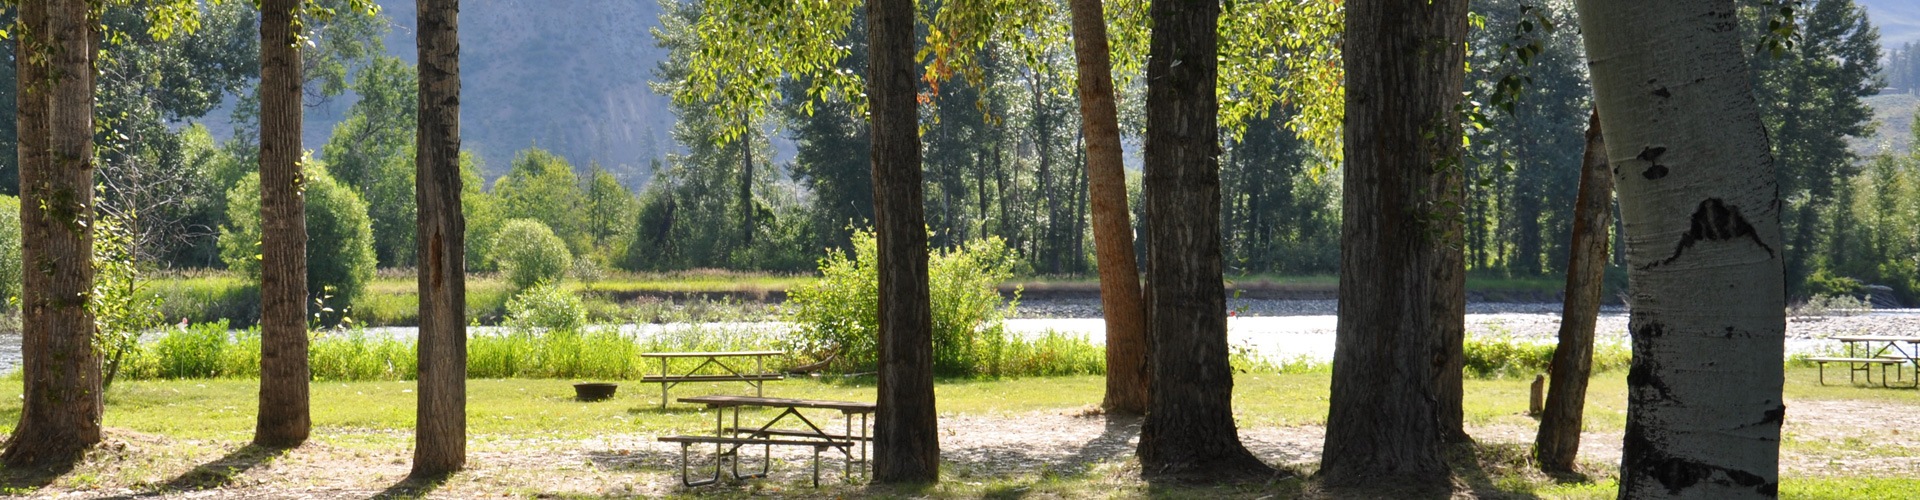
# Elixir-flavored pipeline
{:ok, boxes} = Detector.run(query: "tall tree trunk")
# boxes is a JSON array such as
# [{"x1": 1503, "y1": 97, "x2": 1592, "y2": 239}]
[
  {"x1": 412, "y1": 0, "x2": 466, "y2": 477},
  {"x1": 1071, "y1": 134, "x2": 1088, "y2": 271},
  {"x1": 1574, "y1": 1, "x2": 1788, "y2": 497},
  {"x1": 1535, "y1": 108, "x2": 1612, "y2": 473},
  {"x1": 2, "y1": 0, "x2": 101, "y2": 467},
  {"x1": 1066, "y1": 0, "x2": 1150, "y2": 416},
  {"x1": 868, "y1": 0, "x2": 938, "y2": 483},
  {"x1": 1135, "y1": 0, "x2": 1271, "y2": 481},
  {"x1": 1032, "y1": 78, "x2": 1060, "y2": 274},
  {"x1": 1320, "y1": 0, "x2": 1469, "y2": 486},
  {"x1": 739, "y1": 111, "x2": 755, "y2": 250},
  {"x1": 254, "y1": 0, "x2": 312, "y2": 449}
]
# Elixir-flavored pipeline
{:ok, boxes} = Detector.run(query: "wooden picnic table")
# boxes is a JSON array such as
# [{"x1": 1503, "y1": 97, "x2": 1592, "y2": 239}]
[
  {"x1": 1813, "y1": 335, "x2": 1920, "y2": 387},
  {"x1": 640, "y1": 351, "x2": 786, "y2": 408},
  {"x1": 660, "y1": 394, "x2": 875, "y2": 487}
]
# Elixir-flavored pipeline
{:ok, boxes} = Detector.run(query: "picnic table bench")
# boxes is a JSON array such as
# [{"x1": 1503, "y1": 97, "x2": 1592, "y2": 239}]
[
  {"x1": 640, "y1": 351, "x2": 786, "y2": 408},
  {"x1": 1813, "y1": 335, "x2": 1920, "y2": 388},
  {"x1": 659, "y1": 395, "x2": 876, "y2": 487}
]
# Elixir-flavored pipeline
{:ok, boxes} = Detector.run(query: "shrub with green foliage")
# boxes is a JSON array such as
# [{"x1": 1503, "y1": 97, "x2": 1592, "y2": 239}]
[
  {"x1": 490, "y1": 218, "x2": 572, "y2": 290},
  {"x1": 1462, "y1": 336, "x2": 1633, "y2": 379},
  {"x1": 93, "y1": 211, "x2": 164, "y2": 389},
  {"x1": 504, "y1": 281, "x2": 587, "y2": 334},
  {"x1": 783, "y1": 230, "x2": 1021, "y2": 376},
  {"x1": 0, "y1": 195, "x2": 18, "y2": 306},
  {"x1": 218, "y1": 164, "x2": 377, "y2": 311}
]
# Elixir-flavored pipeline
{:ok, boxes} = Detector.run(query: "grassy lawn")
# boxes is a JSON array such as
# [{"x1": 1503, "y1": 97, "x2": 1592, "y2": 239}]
[{"x1": 0, "y1": 367, "x2": 1911, "y2": 497}]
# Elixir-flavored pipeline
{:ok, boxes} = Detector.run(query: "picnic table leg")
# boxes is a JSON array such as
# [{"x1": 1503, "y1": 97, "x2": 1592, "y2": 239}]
[
  {"x1": 677, "y1": 441, "x2": 722, "y2": 487},
  {"x1": 660, "y1": 357, "x2": 670, "y2": 409}
]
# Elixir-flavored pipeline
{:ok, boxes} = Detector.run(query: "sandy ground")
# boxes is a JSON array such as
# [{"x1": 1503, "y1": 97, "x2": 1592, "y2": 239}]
[{"x1": 15, "y1": 393, "x2": 1917, "y2": 499}]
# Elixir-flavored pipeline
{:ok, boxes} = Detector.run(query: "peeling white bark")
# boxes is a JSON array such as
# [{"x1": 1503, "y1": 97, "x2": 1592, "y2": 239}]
[{"x1": 1573, "y1": 1, "x2": 1787, "y2": 498}]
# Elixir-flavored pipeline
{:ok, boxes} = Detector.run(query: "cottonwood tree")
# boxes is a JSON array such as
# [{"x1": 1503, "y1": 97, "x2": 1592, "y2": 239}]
[
  {"x1": 1535, "y1": 108, "x2": 1611, "y2": 473},
  {"x1": 3, "y1": 0, "x2": 102, "y2": 467},
  {"x1": 928, "y1": 0, "x2": 1342, "y2": 417},
  {"x1": 413, "y1": 0, "x2": 467, "y2": 477},
  {"x1": 673, "y1": 0, "x2": 938, "y2": 482},
  {"x1": 1319, "y1": 0, "x2": 1469, "y2": 487},
  {"x1": 254, "y1": 0, "x2": 312, "y2": 449},
  {"x1": 1066, "y1": 0, "x2": 1150, "y2": 415},
  {"x1": 1574, "y1": 0, "x2": 1788, "y2": 497},
  {"x1": 866, "y1": 0, "x2": 939, "y2": 482},
  {"x1": 1133, "y1": 0, "x2": 1272, "y2": 481}
]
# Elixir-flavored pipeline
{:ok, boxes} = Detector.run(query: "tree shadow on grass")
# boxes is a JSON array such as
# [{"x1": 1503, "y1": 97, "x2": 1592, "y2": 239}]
[
  {"x1": 159, "y1": 444, "x2": 289, "y2": 492},
  {"x1": 1059, "y1": 412, "x2": 1142, "y2": 477},
  {"x1": 1446, "y1": 442, "x2": 1546, "y2": 500},
  {"x1": 0, "y1": 454, "x2": 81, "y2": 494},
  {"x1": 372, "y1": 471, "x2": 450, "y2": 500}
]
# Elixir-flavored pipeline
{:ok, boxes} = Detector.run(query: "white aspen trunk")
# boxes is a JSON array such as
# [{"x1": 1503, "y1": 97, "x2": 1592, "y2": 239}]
[{"x1": 1573, "y1": 1, "x2": 1787, "y2": 498}]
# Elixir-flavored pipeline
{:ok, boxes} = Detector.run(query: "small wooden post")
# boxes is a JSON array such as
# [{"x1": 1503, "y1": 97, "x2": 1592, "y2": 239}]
[{"x1": 1529, "y1": 374, "x2": 1547, "y2": 417}]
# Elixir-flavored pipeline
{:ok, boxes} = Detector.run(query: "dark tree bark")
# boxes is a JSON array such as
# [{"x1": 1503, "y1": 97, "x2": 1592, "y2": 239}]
[
  {"x1": 412, "y1": 0, "x2": 467, "y2": 477},
  {"x1": 739, "y1": 111, "x2": 755, "y2": 249},
  {"x1": 1535, "y1": 108, "x2": 1611, "y2": 473},
  {"x1": 1066, "y1": 0, "x2": 1150, "y2": 416},
  {"x1": 254, "y1": 0, "x2": 312, "y2": 449},
  {"x1": 1319, "y1": 0, "x2": 1469, "y2": 487},
  {"x1": 1134, "y1": 0, "x2": 1272, "y2": 482},
  {"x1": 2, "y1": 0, "x2": 102, "y2": 468},
  {"x1": 868, "y1": 0, "x2": 939, "y2": 484}
]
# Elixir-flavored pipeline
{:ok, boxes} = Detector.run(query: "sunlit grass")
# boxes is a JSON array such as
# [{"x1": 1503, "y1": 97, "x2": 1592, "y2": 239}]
[{"x1": 0, "y1": 366, "x2": 1910, "y2": 497}]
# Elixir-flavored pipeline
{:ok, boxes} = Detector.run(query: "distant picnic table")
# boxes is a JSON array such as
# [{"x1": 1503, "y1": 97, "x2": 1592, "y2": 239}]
[
  {"x1": 640, "y1": 350, "x2": 786, "y2": 408},
  {"x1": 1811, "y1": 335, "x2": 1920, "y2": 388}
]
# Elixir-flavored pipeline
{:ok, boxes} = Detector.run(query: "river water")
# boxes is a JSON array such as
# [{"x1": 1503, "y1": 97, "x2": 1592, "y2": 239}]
[{"x1": 2, "y1": 302, "x2": 1914, "y2": 374}]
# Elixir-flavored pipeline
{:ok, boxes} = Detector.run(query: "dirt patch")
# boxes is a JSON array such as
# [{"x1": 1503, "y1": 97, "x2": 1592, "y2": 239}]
[{"x1": 13, "y1": 397, "x2": 1920, "y2": 498}]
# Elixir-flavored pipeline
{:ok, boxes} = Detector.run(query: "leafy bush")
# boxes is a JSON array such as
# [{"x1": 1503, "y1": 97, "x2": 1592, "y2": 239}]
[
  {"x1": 1790, "y1": 294, "x2": 1872, "y2": 317},
  {"x1": 92, "y1": 211, "x2": 163, "y2": 389},
  {"x1": 505, "y1": 281, "x2": 587, "y2": 333},
  {"x1": 490, "y1": 218, "x2": 572, "y2": 290},
  {"x1": 219, "y1": 164, "x2": 377, "y2": 312},
  {"x1": 1462, "y1": 336, "x2": 1633, "y2": 379},
  {"x1": 0, "y1": 195, "x2": 19, "y2": 306},
  {"x1": 783, "y1": 230, "x2": 1021, "y2": 376}
]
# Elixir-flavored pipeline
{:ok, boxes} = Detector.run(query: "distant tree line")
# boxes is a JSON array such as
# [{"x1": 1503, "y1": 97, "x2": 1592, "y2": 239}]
[{"x1": 0, "y1": 0, "x2": 1901, "y2": 305}]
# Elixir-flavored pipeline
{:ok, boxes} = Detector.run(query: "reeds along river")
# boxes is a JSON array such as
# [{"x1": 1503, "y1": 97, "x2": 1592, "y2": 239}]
[{"x1": 0, "y1": 301, "x2": 1910, "y2": 375}]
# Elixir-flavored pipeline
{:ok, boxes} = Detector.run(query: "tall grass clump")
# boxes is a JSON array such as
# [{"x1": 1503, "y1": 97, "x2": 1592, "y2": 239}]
[
  {"x1": 983, "y1": 330, "x2": 1105, "y2": 377},
  {"x1": 308, "y1": 329, "x2": 416, "y2": 381},
  {"x1": 1463, "y1": 335, "x2": 1632, "y2": 379},
  {"x1": 117, "y1": 320, "x2": 261, "y2": 379},
  {"x1": 783, "y1": 230, "x2": 1022, "y2": 377},
  {"x1": 151, "y1": 274, "x2": 260, "y2": 327}
]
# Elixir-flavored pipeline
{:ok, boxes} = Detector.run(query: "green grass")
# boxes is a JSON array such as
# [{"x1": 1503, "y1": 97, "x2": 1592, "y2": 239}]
[
  {"x1": 0, "y1": 368, "x2": 1913, "y2": 497},
  {"x1": 1534, "y1": 477, "x2": 1920, "y2": 499}
]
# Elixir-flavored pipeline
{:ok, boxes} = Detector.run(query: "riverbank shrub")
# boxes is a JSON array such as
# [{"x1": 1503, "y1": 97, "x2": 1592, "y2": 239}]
[
  {"x1": 0, "y1": 195, "x2": 19, "y2": 306},
  {"x1": 491, "y1": 219, "x2": 572, "y2": 290},
  {"x1": 219, "y1": 166, "x2": 378, "y2": 312},
  {"x1": 1462, "y1": 336, "x2": 1633, "y2": 379},
  {"x1": 783, "y1": 230, "x2": 1022, "y2": 377},
  {"x1": 505, "y1": 282, "x2": 588, "y2": 333}
]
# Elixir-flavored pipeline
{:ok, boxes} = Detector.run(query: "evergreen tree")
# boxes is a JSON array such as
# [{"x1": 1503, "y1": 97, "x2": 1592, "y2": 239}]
[{"x1": 1747, "y1": 0, "x2": 1883, "y2": 294}]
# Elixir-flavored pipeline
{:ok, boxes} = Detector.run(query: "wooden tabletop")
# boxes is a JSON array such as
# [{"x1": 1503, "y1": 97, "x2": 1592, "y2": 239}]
[
  {"x1": 1830, "y1": 335, "x2": 1920, "y2": 343},
  {"x1": 678, "y1": 395, "x2": 876, "y2": 413},
  {"x1": 640, "y1": 350, "x2": 786, "y2": 358}
]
